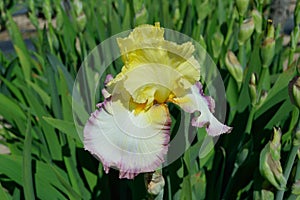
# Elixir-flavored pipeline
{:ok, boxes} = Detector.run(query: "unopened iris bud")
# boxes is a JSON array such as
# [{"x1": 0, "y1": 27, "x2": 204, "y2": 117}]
[
  {"x1": 43, "y1": 0, "x2": 52, "y2": 23},
  {"x1": 211, "y1": 32, "x2": 224, "y2": 59},
  {"x1": 253, "y1": 190, "x2": 274, "y2": 200},
  {"x1": 293, "y1": 129, "x2": 300, "y2": 146},
  {"x1": 145, "y1": 172, "x2": 165, "y2": 196},
  {"x1": 258, "y1": 90, "x2": 268, "y2": 107},
  {"x1": 260, "y1": 20, "x2": 275, "y2": 68},
  {"x1": 266, "y1": 19, "x2": 275, "y2": 39},
  {"x1": 261, "y1": 38, "x2": 275, "y2": 68},
  {"x1": 289, "y1": 76, "x2": 300, "y2": 109},
  {"x1": 292, "y1": 180, "x2": 300, "y2": 195},
  {"x1": 249, "y1": 73, "x2": 257, "y2": 106},
  {"x1": 55, "y1": 10, "x2": 63, "y2": 30},
  {"x1": 173, "y1": 8, "x2": 180, "y2": 24},
  {"x1": 259, "y1": 128, "x2": 286, "y2": 190},
  {"x1": 252, "y1": 10, "x2": 262, "y2": 33},
  {"x1": 236, "y1": 148, "x2": 249, "y2": 166},
  {"x1": 270, "y1": 128, "x2": 281, "y2": 160},
  {"x1": 250, "y1": 72, "x2": 256, "y2": 86},
  {"x1": 198, "y1": 35, "x2": 207, "y2": 65},
  {"x1": 73, "y1": 0, "x2": 83, "y2": 16},
  {"x1": 225, "y1": 51, "x2": 243, "y2": 85},
  {"x1": 77, "y1": 14, "x2": 87, "y2": 32},
  {"x1": 236, "y1": 0, "x2": 249, "y2": 17},
  {"x1": 198, "y1": 35, "x2": 207, "y2": 50},
  {"x1": 238, "y1": 18, "x2": 254, "y2": 45}
]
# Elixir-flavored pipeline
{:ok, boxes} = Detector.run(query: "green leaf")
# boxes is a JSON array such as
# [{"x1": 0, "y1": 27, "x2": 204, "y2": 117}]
[
  {"x1": 0, "y1": 155, "x2": 22, "y2": 185},
  {"x1": 255, "y1": 65, "x2": 296, "y2": 118},
  {"x1": 35, "y1": 162, "x2": 79, "y2": 200},
  {"x1": 266, "y1": 100, "x2": 294, "y2": 129},
  {"x1": 6, "y1": 13, "x2": 32, "y2": 81},
  {"x1": 195, "y1": 0, "x2": 213, "y2": 21},
  {"x1": 82, "y1": 167, "x2": 98, "y2": 192},
  {"x1": 43, "y1": 117, "x2": 81, "y2": 142},
  {"x1": 0, "y1": 77, "x2": 25, "y2": 104},
  {"x1": 26, "y1": 81, "x2": 51, "y2": 107},
  {"x1": 0, "y1": 182, "x2": 11, "y2": 200},
  {"x1": 49, "y1": 165, "x2": 83, "y2": 199},
  {"x1": 226, "y1": 77, "x2": 239, "y2": 123},
  {"x1": 237, "y1": 35, "x2": 262, "y2": 112},
  {"x1": 0, "y1": 94, "x2": 26, "y2": 123},
  {"x1": 22, "y1": 112, "x2": 35, "y2": 200}
]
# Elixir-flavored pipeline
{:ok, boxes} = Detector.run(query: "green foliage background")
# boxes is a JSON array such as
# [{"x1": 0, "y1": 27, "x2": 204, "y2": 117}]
[{"x1": 0, "y1": 0, "x2": 300, "y2": 199}]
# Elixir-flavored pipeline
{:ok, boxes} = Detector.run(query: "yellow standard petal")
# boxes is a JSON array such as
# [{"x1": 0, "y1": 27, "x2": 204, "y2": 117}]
[{"x1": 107, "y1": 23, "x2": 200, "y2": 109}]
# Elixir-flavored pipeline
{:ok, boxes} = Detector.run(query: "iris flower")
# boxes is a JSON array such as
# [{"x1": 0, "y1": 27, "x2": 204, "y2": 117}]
[{"x1": 84, "y1": 23, "x2": 232, "y2": 179}]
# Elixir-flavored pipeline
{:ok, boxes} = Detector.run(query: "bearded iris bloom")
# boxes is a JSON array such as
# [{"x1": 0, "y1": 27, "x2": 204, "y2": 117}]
[{"x1": 84, "y1": 23, "x2": 232, "y2": 179}]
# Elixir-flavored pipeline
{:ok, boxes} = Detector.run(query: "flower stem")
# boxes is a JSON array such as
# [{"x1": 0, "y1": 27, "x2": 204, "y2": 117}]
[
  {"x1": 238, "y1": 43, "x2": 245, "y2": 68},
  {"x1": 224, "y1": 13, "x2": 235, "y2": 46},
  {"x1": 295, "y1": 158, "x2": 300, "y2": 180},
  {"x1": 167, "y1": 174, "x2": 172, "y2": 200},
  {"x1": 245, "y1": 108, "x2": 255, "y2": 134},
  {"x1": 257, "y1": 67, "x2": 269, "y2": 93}
]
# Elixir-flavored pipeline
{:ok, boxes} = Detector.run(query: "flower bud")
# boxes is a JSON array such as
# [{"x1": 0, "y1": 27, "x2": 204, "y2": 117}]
[
  {"x1": 253, "y1": 190, "x2": 274, "y2": 200},
  {"x1": 225, "y1": 51, "x2": 243, "y2": 84},
  {"x1": 289, "y1": 76, "x2": 300, "y2": 109},
  {"x1": 292, "y1": 180, "x2": 300, "y2": 195},
  {"x1": 293, "y1": 129, "x2": 300, "y2": 146},
  {"x1": 236, "y1": 0, "x2": 249, "y2": 17},
  {"x1": 236, "y1": 148, "x2": 249, "y2": 166},
  {"x1": 211, "y1": 32, "x2": 224, "y2": 59},
  {"x1": 73, "y1": 0, "x2": 83, "y2": 16},
  {"x1": 258, "y1": 90, "x2": 268, "y2": 107},
  {"x1": 77, "y1": 14, "x2": 87, "y2": 32},
  {"x1": 55, "y1": 10, "x2": 64, "y2": 31},
  {"x1": 198, "y1": 35, "x2": 207, "y2": 66},
  {"x1": 249, "y1": 73, "x2": 257, "y2": 106},
  {"x1": 266, "y1": 19, "x2": 275, "y2": 39},
  {"x1": 270, "y1": 127, "x2": 281, "y2": 160},
  {"x1": 145, "y1": 172, "x2": 165, "y2": 196},
  {"x1": 43, "y1": 0, "x2": 52, "y2": 23},
  {"x1": 173, "y1": 8, "x2": 180, "y2": 25},
  {"x1": 198, "y1": 35, "x2": 207, "y2": 50},
  {"x1": 250, "y1": 72, "x2": 256, "y2": 85},
  {"x1": 252, "y1": 9, "x2": 262, "y2": 33},
  {"x1": 238, "y1": 18, "x2": 254, "y2": 45},
  {"x1": 259, "y1": 128, "x2": 286, "y2": 190},
  {"x1": 261, "y1": 38, "x2": 275, "y2": 68}
]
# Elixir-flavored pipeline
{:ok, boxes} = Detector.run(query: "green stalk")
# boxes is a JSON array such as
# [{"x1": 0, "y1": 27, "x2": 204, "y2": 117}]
[
  {"x1": 23, "y1": 111, "x2": 35, "y2": 200},
  {"x1": 166, "y1": 174, "x2": 172, "y2": 200},
  {"x1": 276, "y1": 119, "x2": 300, "y2": 200},
  {"x1": 238, "y1": 43, "x2": 245, "y2": 68},
  {"x1": 257, "y1": 67, "x2": 269, "y2": 93},
  {"x1": 295, "y1": 158, "x2": 300, "y2": 180},
  {"x1": 224, "y1": 12, "x2": 235, "y2": 46},
  {"x1": 288, "y1": 50, "x2": 295, "y2": 67},
  {"x1": 245, "y1": 108, "x2": 256, "y2": 134}
]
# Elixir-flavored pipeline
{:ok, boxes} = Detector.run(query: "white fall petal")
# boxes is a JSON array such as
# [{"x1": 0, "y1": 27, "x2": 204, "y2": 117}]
[
  {"x1": 171, "y1": 82, "x2": 232, "y2": 136},
  {"x1": 84, "y1": 97, "x2": 171, "y2": 179}
]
